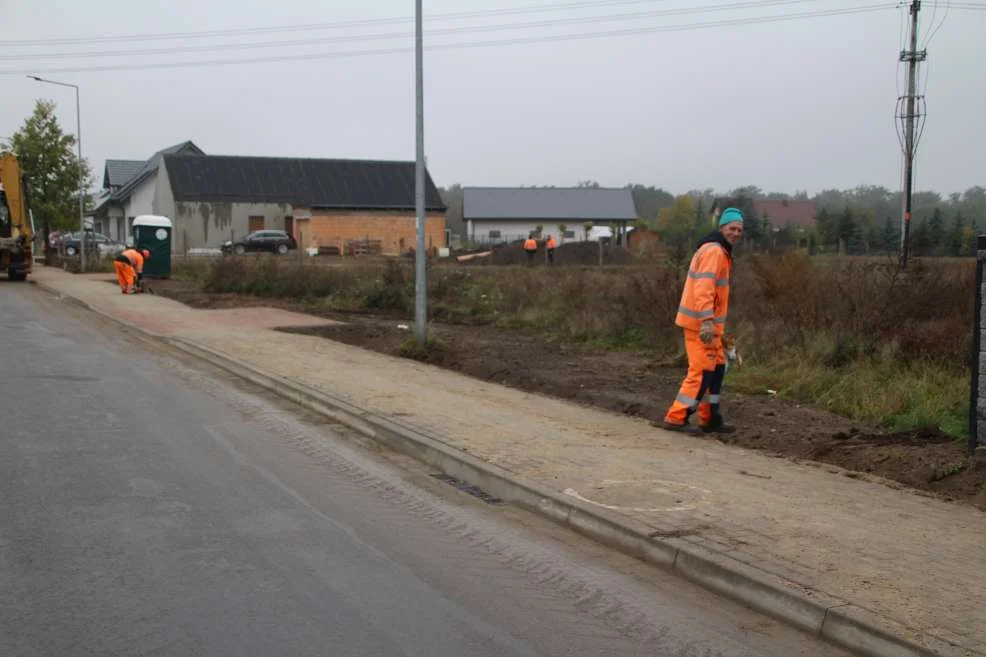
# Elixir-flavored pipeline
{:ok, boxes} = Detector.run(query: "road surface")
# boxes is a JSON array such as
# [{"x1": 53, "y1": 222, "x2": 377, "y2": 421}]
[{"x1": 0, "y1": 282, "x2": 851, "y2": 657}]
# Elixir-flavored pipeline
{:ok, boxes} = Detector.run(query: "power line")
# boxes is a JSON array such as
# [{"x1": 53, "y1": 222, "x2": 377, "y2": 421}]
[
  {"x1": 0, "y1": 0, "x2": 835, "y2": 47},
  {"x1": 0, "y1": 0, "x2": 854, "y2": 62},
  {"x1": 0, "y1": 4, "x2": 894, "y2": 76}
]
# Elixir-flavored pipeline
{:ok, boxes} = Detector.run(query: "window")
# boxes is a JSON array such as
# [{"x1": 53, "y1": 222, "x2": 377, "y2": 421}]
[
  {"x1": 488, "y1": 230, "x2": 502, "y2": 238},
  {"x1": 248, "y1": 215, "x2": 265, "y2": 233},
  {"x1": 563, "y1": 230, "x2": 575, "y2": 239}
]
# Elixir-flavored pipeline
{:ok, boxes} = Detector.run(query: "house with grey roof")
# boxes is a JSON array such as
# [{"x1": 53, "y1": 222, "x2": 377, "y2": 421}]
[
  {"x1": 91, "y1": 144, "x2": 447, "y2": 255},
  {"x1": 158, "y1": 154, "x2": 445, "y2": 254},
  {"x1": 90, "y1": 141, "x2": 204, "y2": 241},
  {"x1": 462, "y1": 187, "x2": 638, "y2": 245}
]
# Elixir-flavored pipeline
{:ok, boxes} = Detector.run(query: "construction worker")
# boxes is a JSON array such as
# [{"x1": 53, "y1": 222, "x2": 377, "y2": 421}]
[
  {"x1": 523, "y1": 235, "x2": 538, "y2": 266},
  {"x1": 114, "y1": 247, "x2": 150, "y2": 294},
  {"x1": 545, "y1": 235, "x2": 557, "y2": 264},
  {"x1": 660, "y1": 207, "x2": 744, "y2": 434}
]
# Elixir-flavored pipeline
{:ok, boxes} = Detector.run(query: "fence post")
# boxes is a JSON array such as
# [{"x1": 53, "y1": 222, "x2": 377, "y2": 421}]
[{"x1": 971, "y1": 234, "x2": 986, "y2": 455}]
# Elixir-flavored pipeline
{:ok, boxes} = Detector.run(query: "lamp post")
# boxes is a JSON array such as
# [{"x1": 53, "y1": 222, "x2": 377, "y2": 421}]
[
  {"x1": 413, "y1": 0, "x2": 427, "y2": 344},
  {"x1": 28, "y1": 75, "x2": 86, "y2": 272}
]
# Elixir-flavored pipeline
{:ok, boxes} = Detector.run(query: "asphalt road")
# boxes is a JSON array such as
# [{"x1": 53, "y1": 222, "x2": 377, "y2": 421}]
[{"x1": 0, "y1": 282, "x2": 851, "y2": 657}]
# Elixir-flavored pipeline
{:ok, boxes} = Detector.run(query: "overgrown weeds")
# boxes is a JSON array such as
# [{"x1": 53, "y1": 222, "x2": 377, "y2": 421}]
[{"x1": 178, "y1": 253, "x2": 977, "y2": 436}]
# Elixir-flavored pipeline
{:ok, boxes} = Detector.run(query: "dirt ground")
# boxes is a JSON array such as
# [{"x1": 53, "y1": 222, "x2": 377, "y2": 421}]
[{"x1": 146, "y1": 277, "x2": 986, "y2": 510}]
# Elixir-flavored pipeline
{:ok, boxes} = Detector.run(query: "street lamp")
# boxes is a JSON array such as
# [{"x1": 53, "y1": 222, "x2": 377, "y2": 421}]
[
  {"x1": 413, "y1": 0, "x2": 427, "y2": 343},
  {"x1": 28, "y1": 75, "x2": 86, "y2": 272}
]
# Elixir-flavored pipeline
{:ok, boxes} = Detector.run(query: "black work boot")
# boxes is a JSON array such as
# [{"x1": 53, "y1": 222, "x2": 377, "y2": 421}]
[
  {"x1": 701, "y1": 413, "x2": 736, "y2": 434},
  {"x1": 654, "y1": 419, "x2": 701, "y2": 434}
]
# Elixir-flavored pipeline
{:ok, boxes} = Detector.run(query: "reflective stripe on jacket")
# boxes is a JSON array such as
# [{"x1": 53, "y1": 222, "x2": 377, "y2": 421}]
[{"x1": 674, "y1": 241, "x2": 731, "y2": 333}]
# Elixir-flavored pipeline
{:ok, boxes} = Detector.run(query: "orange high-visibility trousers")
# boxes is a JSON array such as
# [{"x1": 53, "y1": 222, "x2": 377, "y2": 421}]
[
  {"x1": 114, "y1": 260, "x2": 135, "y2": 292},
  {"x1": 663, "y1": 329, "x2": 726, "y2": 427}
]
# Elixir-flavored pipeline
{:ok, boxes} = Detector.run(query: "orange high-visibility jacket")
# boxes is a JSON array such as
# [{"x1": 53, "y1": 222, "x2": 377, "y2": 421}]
[
  {"x1": 546, "y1": 238, "x2": 557, "y2": 250},
  {"x1": 119, "y1": 248, "x2": 145, "y2": 274},
  {"x1": 674, "y1": 239, "x2": 732, "y2": 333},
  {"x1": 524, "y1": 238, "x2": 537, "y2": 251}
]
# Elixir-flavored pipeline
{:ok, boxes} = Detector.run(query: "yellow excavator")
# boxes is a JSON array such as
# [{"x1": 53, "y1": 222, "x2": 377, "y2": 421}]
[{"x1": 0, "y1": 152, "x2": 34, "y2": 281}]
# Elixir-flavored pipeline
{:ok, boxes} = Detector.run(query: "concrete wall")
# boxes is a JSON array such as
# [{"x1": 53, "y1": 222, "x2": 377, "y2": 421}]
[
  {"x1": 306, "y1": 210, "x2": 445, "y2": 255},
  {"x1": 123, "y1": 175, "x2": 156, "y2": 224},
  {"x1": 173, "y1": 200, "x2": 294, "y2": 253},
  {"x1": 154, "y1": 163, "x2": 177, "y2": 227}
]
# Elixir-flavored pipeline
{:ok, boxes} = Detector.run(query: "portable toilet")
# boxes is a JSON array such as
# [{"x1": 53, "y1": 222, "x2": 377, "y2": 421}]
[{"x1": 132, "y1": 215, "x2": 173, "y2": 278}]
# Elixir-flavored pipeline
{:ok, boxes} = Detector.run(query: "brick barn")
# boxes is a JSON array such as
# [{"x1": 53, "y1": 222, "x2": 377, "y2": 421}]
[{"x1": 162, "y1": 155, "x2": 447, "y2": 255}]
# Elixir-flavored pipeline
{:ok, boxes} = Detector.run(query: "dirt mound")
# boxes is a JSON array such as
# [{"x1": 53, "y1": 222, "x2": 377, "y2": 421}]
[
  {"x1": 467, "y1": 241, "x2": 634, "y2": 266},
  {"x1": 278, "y1": 319, "x2": 986, "y2": 511}
]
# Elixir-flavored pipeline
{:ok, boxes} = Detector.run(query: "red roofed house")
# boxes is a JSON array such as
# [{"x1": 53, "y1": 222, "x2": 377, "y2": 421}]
[{"x1": 752, "y1": 199, "x2": 817, "y2": 229}]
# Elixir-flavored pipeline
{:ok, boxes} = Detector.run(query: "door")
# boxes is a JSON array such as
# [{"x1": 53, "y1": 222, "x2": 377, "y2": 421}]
[
  {"x1": 248, "y1": 216, "x2": 264, "y2": 233},
  {"x1": 284, "y1": 216, "x2": 294, "y2": 240}
]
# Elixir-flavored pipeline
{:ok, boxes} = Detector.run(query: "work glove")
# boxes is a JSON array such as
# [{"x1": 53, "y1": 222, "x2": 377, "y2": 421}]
[{"x1": 699, "y1": 320, "x2": 715, "y2": 344}]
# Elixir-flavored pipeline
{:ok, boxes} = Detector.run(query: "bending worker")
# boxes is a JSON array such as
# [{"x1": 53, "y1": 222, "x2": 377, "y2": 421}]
[
  {"x1": 661, "y1": 207, "x2": 744, "y2": 434},
  {"x1": 114, "y1": 247, "x2": 150, "y2": 294}
]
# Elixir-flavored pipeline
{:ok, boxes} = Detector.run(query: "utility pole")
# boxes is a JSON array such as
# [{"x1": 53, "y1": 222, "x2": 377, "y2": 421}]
[
  {"x1": 897, "y1": 0, "x2": 926, "y2": 269},
  {"x1": 414, "y1": 0, "x2": 428, "y2": 343}
]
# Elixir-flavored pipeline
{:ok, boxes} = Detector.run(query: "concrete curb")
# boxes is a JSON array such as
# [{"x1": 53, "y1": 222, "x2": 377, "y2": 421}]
[{"x1": 36, "y1": 279, "x2": 972, "y2": 657}]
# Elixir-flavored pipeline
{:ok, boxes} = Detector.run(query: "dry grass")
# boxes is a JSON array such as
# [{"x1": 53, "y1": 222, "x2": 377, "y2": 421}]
[{"x1": 182, "y1": 253, "x2": 977, "y2": 436}]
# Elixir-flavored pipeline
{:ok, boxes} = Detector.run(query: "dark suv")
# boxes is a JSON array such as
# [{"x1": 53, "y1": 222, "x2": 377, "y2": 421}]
[{"x1": 221, "y1": 230, "x2": 297, "y2": 256}]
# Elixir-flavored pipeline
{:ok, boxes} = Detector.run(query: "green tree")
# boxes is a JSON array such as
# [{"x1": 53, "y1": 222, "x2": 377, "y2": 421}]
[
  {"x1": 881, "y1": 216, "x2": 898, "y2": 256},
  {"x1": 926, "y1": 207, "x2": 945, "y2": 255},
  {"x1": 947, "y1": 212, "x2": 965, "y2": 257},
  {"x1": 911, "y1": 219, "x2": 933, "y2": 257},
  {"x1": 836, "y1": 206, "x2": 858, "y2": 254},
  {"x1": 656, "y1": 196, "x2": 699, "y2": 268},
  {"x1": 5, "y1": 99, "x2": 93, "y2": 243}
]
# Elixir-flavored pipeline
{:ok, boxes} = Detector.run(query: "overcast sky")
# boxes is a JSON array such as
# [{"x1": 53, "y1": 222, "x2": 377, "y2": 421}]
[{"x1": 1, "y1": 0, "x2": 982, "y2": 196}]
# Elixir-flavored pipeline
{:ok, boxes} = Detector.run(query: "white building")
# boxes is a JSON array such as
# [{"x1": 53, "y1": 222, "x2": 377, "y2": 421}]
[{"x1": 461, "y1": 186, "x2": 638, "y2": 245}]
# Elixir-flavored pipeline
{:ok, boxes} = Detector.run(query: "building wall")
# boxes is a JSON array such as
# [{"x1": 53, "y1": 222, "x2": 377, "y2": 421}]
[
  {"x1": 305, "y1": 210, "x2": 446, "y2": 255},
  {"x1": 466, "y1": 219, "x2": 620, "y2": 244},
  {"x1": 123, "y1": 175, "x2": 157, "y2": 226},
  {"x1": 172, "y1": 201, "x2": 295, "y2": 253},
  {"x1": 154, "y1": 163, "x2": 177, "y2": 227}
]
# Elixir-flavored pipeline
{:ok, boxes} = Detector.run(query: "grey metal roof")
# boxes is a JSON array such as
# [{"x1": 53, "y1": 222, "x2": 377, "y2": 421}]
[
  {"x1": 103, "y1": 159, "x2": 144, "y2": 188},
  {"x1": 462, "y1": 187, "x2": 638, "y2": 221},
  {"x1": 165, "y1": 154, "x2": 446, "y2": 211}
]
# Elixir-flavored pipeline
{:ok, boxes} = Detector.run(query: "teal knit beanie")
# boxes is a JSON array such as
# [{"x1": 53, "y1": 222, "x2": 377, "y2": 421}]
[{"x1": 719, "y1": 207, "x2": 744, "y2": 227}]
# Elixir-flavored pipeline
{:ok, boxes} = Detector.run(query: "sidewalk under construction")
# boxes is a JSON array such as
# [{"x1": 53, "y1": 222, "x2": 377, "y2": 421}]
[{"x1": 33, "y1": 267, "x2": 986, "y2": 657}]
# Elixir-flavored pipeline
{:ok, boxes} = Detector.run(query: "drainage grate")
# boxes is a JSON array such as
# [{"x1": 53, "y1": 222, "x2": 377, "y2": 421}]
[{"x1": 430, "y1": 474, "x2": 504, "y2": 505}]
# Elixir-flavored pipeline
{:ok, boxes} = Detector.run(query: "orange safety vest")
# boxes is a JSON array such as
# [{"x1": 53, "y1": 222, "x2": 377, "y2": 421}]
[
  {"x1": 119, "y1": 248, "x2": 145, "y2": 274},
  {"x1": 546, "y1": 238, "x2": 557, "y2": 250},
  {"x1": 524, "y1": 238, "x2": 537, "y2": 251},
  {"x1": 674, "y1": 240, "x2": 732, "y2": 334}
]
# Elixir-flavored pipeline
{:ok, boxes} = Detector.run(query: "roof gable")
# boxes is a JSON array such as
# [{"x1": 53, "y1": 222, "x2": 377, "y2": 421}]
[
  {"x1": 462, "y1": 187, "x2": 638, "y2": 221},
  {"x1": 111, "y1": 140, "x2": 204, "y2": 201},
  {"x1": 103, "y1": 159, "x2": 144, "y2": 189},
  {"x1": 163, "y1": 154, "x2": 445, "y2": 211}
]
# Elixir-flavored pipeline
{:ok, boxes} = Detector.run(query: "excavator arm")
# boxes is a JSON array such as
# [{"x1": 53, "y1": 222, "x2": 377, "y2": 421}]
[{"x1": 0, "y1": 152, "x2": 33, "y2": 280}]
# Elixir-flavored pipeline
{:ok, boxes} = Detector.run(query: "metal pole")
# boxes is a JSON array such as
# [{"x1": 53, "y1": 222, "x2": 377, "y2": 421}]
[
  {"x1": 970, "y1": 235, "x2": 985, "y2": 455},
  {"x1": 75, "y1": 85, "x2": 85, "y2": 273},
  {"x1": 414, "y1": 0, "x2": 427, "y2": 343},
  {"x1": 27, "y1": 76, "x2": 85, "y2": 272}
]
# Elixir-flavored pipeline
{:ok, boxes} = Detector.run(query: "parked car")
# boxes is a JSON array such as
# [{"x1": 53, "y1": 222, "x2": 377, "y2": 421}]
[
  {"x1": 221, "y1": 230, "x2": 297, "y2": 256},
  {"x1": 60, "y1": 231, "x2": 126, "y2": 257}
]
